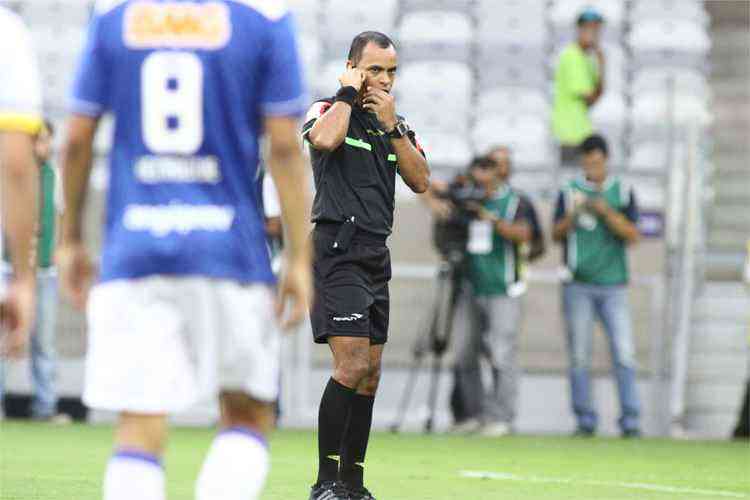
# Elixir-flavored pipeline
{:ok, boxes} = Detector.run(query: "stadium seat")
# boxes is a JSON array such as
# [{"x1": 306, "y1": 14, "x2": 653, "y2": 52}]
[
  {"x1": 621, "y1": 174, "x2": 667, "y2": 210},
  {"x1": 401, "y1": 0, "x2": 473, "y2": 14},
  {"x1": 476, "y1": 0, "x2": 546, "y2": 22},
  {"x1": 550, "y1": 0, "x2": 625, "y2": 40},
  {"x1": 478, "y1": 59, "x2": 547, "y2": 91},
  {"x1": 396, "y1": 62, "x2": 473, "y2": 114},
  {"x1": 510, "y1": 171, "x2": 555, "y2": 198},
  {"x1": 473, "y1": 114, "x2": 552, "y2": 168},
  {"x1": 476, "y1": 86, "x2": 550, "y2": 120},
  {"x1": 632, "y1": 67, "x2": 711, "y2": 101},
  {"x1": 398, "y1": 11, "x2": 473, "y2": 62},
  {"x1": 297, "y1": 33, "x2": 321, "y2": 86},
  {"x1": 398, "y1": 104, "x2": 470, "y2": 135},
  {"x1": 324, "y1": 0, "x2": 397, "y2": 52},
  {"x1": 286, "y1": 0, "x2": 320, "y2": 35},
  {"x1": 628, "y1": 141, "x2": 688, "y2": 173},
  {"x1": 478, "y1": 43, "x2": 546, "y2": 76},
  {"x1": 478, "y1": 14, "x2": 547, "y2": 47},
  {"x1": 313, "y1": 59, "x2": 346, "y2": 99},
  {"x1": 628, "y1": 20, "x2": 711, "y2": 56},
  {"x1": 630, "y1": 91, "x2": 711, "y2": 128},
  {"x1": 417, "y1": 132, "x2": 473, "y2": 171},
  {"x1": 630, "y1": 0, "x2": 709, "y2": 27},
  {"x1": 590, "y1": 92, "x2": 627, "y2": 131}
]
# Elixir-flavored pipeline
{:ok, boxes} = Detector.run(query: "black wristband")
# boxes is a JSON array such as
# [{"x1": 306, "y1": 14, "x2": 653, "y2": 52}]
[{"x1": 334, "y1": 86, "x2": 358, "y2": 107}]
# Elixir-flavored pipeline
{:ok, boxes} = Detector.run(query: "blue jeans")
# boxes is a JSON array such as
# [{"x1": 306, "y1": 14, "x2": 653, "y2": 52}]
[
  {"x1": 562, "y1": 282, "x2": 641, "y2": 433},
  {"x1": 0, "y1": 271, "x2": 59, "y2": 418}
]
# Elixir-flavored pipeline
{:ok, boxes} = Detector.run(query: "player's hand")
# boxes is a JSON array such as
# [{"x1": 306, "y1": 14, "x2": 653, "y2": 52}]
[
  {"x1": 587, "y1": 196, "x2": 610, "y2": 217},
  {"x1": 275, "y1": 255, "x2": 312, "y2": 331},
  {"x1": 339, "y1": 67, "x2": 366, "y2": 91},
  {"x1": 362, "y1": 87, "x2": 397, "y2": 132},
  {"x1": 56, "y1": 242, "x2": 95, "y2": 311},
  {"x1": 0, "y1": 276, "x2": 35, "y2": 358}
]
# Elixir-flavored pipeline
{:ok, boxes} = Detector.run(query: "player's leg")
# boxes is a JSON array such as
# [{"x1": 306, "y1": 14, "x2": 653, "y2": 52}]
[
  {"x1": 104, "y1": 412, "x2": 168, "y2": 500},
  {"x1": 195, "y1": 392, "x2": 273, "y2": 500},
  {"x1": 339, "y1": 344, "x2": 383, "y2": 491},
  {"x1": 562, "y1": 282, "x2": 597, "y2": 434},
  {"x1": 595, "y1": 285, "x2": 640, "y2": 436}
]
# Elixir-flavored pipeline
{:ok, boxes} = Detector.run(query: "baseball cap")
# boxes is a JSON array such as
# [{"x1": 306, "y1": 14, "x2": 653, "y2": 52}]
[{"x1": 577, "y1": 7, "x2": 604, "y2": 25}]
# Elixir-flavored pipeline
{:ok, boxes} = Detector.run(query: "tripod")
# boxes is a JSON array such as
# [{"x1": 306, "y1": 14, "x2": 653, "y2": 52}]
[{"x1": 390, "y1": 250, "x2": 465, "y2": 434}]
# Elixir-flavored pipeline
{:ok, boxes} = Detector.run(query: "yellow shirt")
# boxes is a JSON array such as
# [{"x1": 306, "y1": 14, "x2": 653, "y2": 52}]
[{"x1": 552, "y1": 43, "x2": 599, "y2": 147}]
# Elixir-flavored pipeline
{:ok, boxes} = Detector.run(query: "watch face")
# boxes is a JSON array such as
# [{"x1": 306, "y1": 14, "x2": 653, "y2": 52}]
[{"x1": 396, "y1": 121, "x2": 409, "y2": 136}]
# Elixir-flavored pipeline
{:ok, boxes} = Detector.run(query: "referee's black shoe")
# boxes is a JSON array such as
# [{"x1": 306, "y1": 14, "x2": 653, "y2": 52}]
[
  {"x1": 309, "y1": 480, "x2": 350, "y2": 500},
  {"x1": 346, "y1": 485, "x2": 376, "y2": 500}
]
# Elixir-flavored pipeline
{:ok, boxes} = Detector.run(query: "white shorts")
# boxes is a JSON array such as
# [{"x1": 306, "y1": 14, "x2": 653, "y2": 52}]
[{"x1": 83, "y1": 276, "x2": 280, "y2": 414}]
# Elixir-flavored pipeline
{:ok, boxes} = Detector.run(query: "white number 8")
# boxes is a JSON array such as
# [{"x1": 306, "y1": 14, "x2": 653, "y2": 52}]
[{"x1": 142, "y1": 51, "x2": 204, "y2": 154}]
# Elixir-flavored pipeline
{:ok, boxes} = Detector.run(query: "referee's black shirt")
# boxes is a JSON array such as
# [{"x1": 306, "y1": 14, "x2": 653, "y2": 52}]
[{"x1": 302, "y1": 97, "x2": 424, "y2": 236}]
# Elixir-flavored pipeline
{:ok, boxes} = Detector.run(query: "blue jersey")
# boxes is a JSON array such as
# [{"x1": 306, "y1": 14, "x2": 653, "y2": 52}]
[{"x1": 70, "y1": 0, "x2": 307, "y2": 284}]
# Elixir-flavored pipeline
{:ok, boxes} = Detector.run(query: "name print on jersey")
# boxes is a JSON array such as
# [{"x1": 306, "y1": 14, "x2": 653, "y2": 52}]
[{"x1": 125, "y1": 1, "x2": 231, "y2": 49}]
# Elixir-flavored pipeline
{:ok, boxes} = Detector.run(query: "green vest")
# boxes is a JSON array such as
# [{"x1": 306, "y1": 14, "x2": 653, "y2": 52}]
[
  {"x1": 563, "y1": 177, "x2": 630, "y2": 285},
  {"x1": 37, "y1": 162, "x2": 57, "y2": 268},
  {"x1": 467, "y1": 187, "x2": 521, "y2": 296}
]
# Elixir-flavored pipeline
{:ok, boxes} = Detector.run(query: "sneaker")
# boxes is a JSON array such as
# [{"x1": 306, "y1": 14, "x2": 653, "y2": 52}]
[
  {"x1": 622, "y1": 428, "x2": 641, "y2": 439},
  {"x1": 347, "y1": 485, "x2": 376, "y2": 500},
  {"x1": 572, "y1": 427, "x2": 595, "y2": 438},
  {"x1": 309, "y1": 480, "x2": 349, "y2": 500},
  {"x1": 479, "y1": 421, "x2": 511, "y2": 438},
  {"x1": 33, "y1": 413, "x2": 73, "y2": 425},
  {"x1": 450, "y1": 418, "x2": 482, "y2": 435}
]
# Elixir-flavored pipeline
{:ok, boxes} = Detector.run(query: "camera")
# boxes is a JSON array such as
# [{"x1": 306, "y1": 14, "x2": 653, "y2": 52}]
[{"x1": 432, "y1": 174, "x2": 488, "y2": 258}]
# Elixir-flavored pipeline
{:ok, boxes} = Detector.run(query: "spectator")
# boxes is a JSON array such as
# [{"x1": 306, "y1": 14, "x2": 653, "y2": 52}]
[
  {"x1": 552, "y1": 134, "x2": 642, "y2": 438},
  {"x1": 1, "y1": 121, "x2": 68, "y2": 423},
  {"x1": 451, "y1": 149, "x2": 535, "y2": 437},
  {"x1": 552, "y1": 8, "x2": 605, "y2": 167}
]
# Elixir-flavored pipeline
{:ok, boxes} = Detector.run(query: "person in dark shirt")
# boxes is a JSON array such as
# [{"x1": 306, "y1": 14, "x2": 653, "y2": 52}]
[{"x1": 302, "y1": 31, "x2": 430, "y2": 500}]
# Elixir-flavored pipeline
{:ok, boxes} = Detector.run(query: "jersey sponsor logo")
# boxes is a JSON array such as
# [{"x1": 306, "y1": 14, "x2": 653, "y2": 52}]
[
  {"x1": 135, "y1": 155, "x2": 221, "y2": 184},
  {"x1": 124, "y1": 1, "x2": 231, "y2": 49},
  {"x1": 305, "y1": 101, "x2": 331, "y2": 122},
  {"x1": 123, "y1": 203, "x2": 235, "y2": 236},
  {"x1": 332, "y1": 313, "x2": 364, "y2": 322}
]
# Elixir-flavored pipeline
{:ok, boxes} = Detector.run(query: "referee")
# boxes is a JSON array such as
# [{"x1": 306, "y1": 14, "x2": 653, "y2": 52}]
[{"x1": 303, "y1": 32, "x2": 430, "y2": 500}]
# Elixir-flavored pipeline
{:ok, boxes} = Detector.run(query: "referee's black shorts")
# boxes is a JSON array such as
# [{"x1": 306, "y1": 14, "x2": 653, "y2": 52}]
[{"x1": 310, "y1": 223, "x2": 391, "y2": 345}]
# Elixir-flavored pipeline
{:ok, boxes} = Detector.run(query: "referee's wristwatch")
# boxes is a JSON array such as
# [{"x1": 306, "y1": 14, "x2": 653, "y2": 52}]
[{"x1": 387, "y1": 119, "x2": 410, "y2": 139}]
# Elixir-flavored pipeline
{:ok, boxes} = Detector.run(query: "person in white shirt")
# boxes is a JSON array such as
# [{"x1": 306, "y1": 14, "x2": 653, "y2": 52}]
[{"x1": 0, "y1": 6, "x2": 43, "y2": 361}]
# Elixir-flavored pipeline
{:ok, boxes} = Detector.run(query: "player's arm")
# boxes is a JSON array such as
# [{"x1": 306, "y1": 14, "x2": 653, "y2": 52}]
[
  {"x1": 588, "y1": 191, "x2": 640, "y2": 244},
  {"x1": 57, "y1": 115, "x2": 98, "y2": 309},
  {"x1": 265, "y1": 116, "x2": 312, "y2": 327},
  {"x1": 0, "y1": 132, "x2": 38, "y2": 283},
  {"x1": 553, "y1": 191, "x2": 577, "y2": 242},
  {"x1": 306, "y1": 68, "x2": 365, "y2": 152},
  {"x1": 476, "y1": 204, "x2": 532, "y2": 244}
]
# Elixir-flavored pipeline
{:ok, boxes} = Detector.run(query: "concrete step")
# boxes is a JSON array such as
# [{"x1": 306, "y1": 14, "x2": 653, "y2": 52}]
[
  {"x1": 710, "y1": 29, "x2": 750, "y2": 55},
  {"x1": 707, "y1": 229, "x2": 750, "y2": 255},
  {"x1": 684, "y1": 411, "x2": 739, "y2": 439},
  {"x1": 704, "y1": 255, "x2": 745, "y2": 282},
  {"x1": 685, "y1": 381, "x2": 747, "y2": 412},
  {"x1": 712, "y1": 154, "x2": 750, "y2": 174},
  {"x1": 687, "y1": 353, "x2": 749, "y2": 384},
  {"x1": 712, "y1": 80, "x2": 750, "y2": 101},
  {"x1": 690, "y1": 320, "x2": 750, "y2": 353},
  {"x1": 692, "y1": 283, "x2": 750, "y2": 318},
  {"x1": 709, "y1": 204, "x2": 750, "y2": 230}
]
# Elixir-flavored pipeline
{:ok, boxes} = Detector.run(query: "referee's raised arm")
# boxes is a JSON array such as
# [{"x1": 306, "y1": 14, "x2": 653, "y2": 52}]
[{"x1": 307, "y1": 68, "x2": 365, "y2": 152}]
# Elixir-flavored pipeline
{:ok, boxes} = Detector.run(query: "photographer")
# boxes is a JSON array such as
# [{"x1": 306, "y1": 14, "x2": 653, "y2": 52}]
[{"x1": 450, "y1": 151, "x2": 535, "y2": 437}]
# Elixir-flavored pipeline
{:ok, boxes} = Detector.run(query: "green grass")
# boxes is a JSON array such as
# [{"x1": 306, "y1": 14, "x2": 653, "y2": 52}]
[{"x1": 0, "y1": 421, "x2": 748, "y2": 499}]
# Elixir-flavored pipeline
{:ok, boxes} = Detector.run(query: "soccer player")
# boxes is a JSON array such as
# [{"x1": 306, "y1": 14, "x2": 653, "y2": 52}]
[
  {"x1": 58, "y1": 1, "x2": 311, "y2": 499},
  {"x1": 0, "y1": 5, "x2": 42, "y2": 360}
]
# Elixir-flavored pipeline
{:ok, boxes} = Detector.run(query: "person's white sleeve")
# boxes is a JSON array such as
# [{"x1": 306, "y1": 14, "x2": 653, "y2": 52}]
[
  {"x1": 0, "y1": 7, "x2": 43, "y2": 135},
  {"x1": 263, "y1": 174, "x2": 281, "y2": 219}
]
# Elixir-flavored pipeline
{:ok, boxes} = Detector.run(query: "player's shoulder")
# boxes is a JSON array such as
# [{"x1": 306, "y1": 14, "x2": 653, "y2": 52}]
[{"x1": 227, "y1": 0, "x2": 290, "y2": 21}]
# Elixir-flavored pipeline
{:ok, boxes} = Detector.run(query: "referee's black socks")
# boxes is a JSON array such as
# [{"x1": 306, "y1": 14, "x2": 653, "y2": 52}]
[
  {"x1": 340, "y1": 393, "x2": 376, "y2": 488},
  {"x1": 317, "y1": 377, "x2": 356, "y2": 483}
]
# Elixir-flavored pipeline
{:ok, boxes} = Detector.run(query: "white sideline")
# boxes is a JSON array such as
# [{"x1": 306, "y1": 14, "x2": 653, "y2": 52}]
[{"x1": 459, "y1": 470, "x2": 748, "y2": 498}]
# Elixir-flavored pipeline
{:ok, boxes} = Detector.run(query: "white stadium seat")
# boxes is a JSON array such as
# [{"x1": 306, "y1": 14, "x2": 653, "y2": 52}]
[
  {"x1": 478, "y1": 14, "x2": 547, "y2": 47},
  {"x1": 476, "y1": 86, "x2": 550, "y2": 120},
  {"x1": 550, "y1": 0, "x2": 625, "y2": 38},
  {"x1": 399, "y1": 11, "x2": 473, "y2": 62},
  {"x1": 396, "y1": 62, "x2": 473, "y2": 114},
  {"x1": 473, "y1": 114, "x2": 552, "y2": 168},
  {"x1": 630, "y1": 91, "x2": 711, "y2": 128},
  {"x1": 622, "y1": 174, "x2": 667, "y2": 210},
  {"x1": 398, "y1": 104, "x2": 470, "y2": 135},
  {"x1": 313, "y1": 60, "x2": 346, "y2": 99},
  {"x1": 632, "y1": 67, "x2": 710, "y2": 101},
  {"x1": 628, "y1": 141, "x2": 688, "y2": 173},
  {"x1": 297, "y1": 33, "x2": 321, "y2": 86},
  {"x1": 628, "y1": 20, "x2": 711, "y2": 55},
  {"x1": 324, "y1": 0, "x2": 397, "y2": 47},
  {"x1": 476, "y1": 0, "x2": 546, "y2": 21},
  {"x1": 401, "y1": 0, "x2": 473, "y2": 14},
  {"x1": 287, "y1": 0, "x2": 320, "y2": 35},
  {"x1": 590, "y1": 92, "x2": 627, "y2": 131},
  {"x1": 417, "y1": 133, "x2": 473, "y2": 170},
  {"x1": 631, "y1": 0, "x2": 709, "y2": 27}
]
